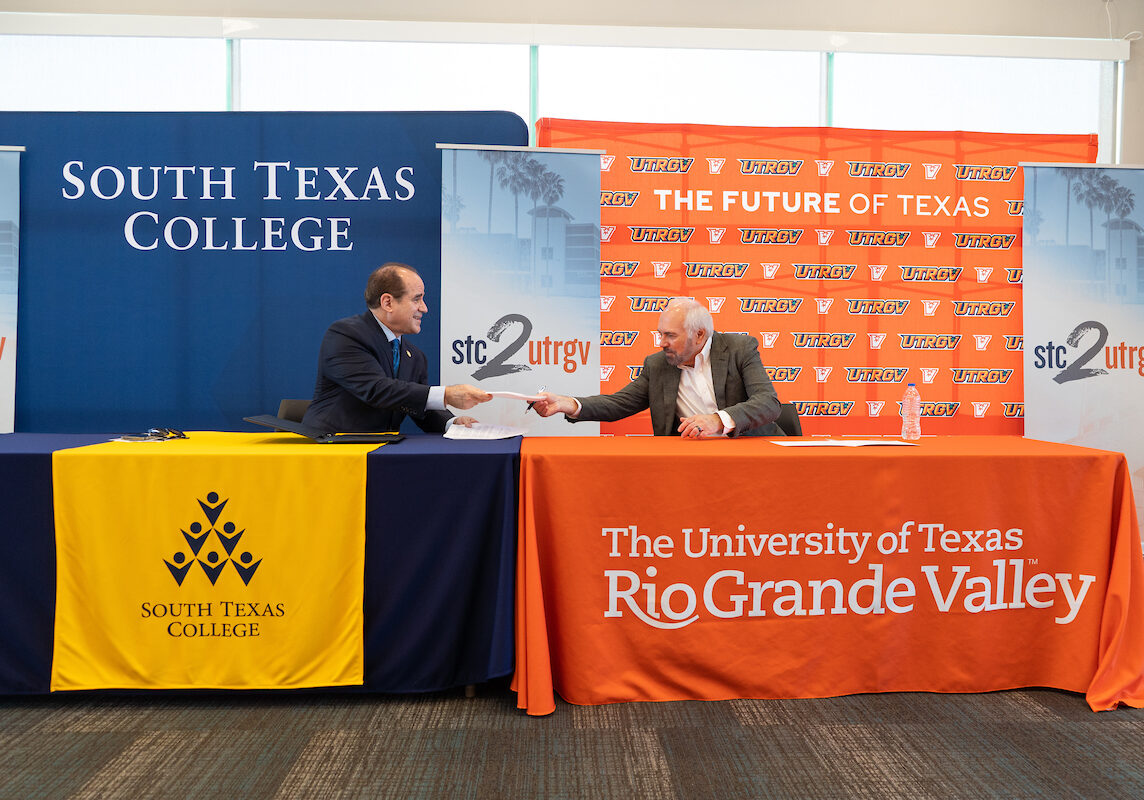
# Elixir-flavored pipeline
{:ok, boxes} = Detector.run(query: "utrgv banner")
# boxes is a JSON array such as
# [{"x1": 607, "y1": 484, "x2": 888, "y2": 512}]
[
  {"x1": 0, "y1": 112, "x2": 526, "y2": 433},
  {"x1": 51, "y1": 433, "x2": 377, "y2": 690},
  {"x1": 440, "y1": 145, "x2": 601, "y2": 433},
  {"x1": 1023, "y1": 163, "x2": 1144, "y2": 540},
  {"x1": 0, "y1": 146, "x2": 20, "y2": 433},
  {"x1": 537, "y1": 119, "x2": 1096, "y2": 436}
]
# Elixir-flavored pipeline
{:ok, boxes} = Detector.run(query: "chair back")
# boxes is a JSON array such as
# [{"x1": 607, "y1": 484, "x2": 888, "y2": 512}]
[{"x1": 776, "y1": 402, "x2": 802, "y2": 436}]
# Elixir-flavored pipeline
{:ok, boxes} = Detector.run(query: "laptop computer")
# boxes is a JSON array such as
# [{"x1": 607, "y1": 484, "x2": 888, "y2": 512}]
[{"x1": 243, "y1": 415, "x2": 404, "y2": 444}]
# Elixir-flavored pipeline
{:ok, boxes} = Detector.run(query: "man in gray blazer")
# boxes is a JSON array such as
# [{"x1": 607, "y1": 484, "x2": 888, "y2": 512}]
[{"x1": 532, "y1": 298, "x2": 784, "y2": 437}]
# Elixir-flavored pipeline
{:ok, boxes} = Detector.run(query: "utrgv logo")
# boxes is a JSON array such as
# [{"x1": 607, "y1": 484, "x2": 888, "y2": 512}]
[
  {"x1": 601, "y1": 330, "x2": 639, "y2": 346},
  {"x1": 847, "y1": 230, "x2": 909, "y2": 247},
  {"x1": 600, "y1": 191, "x2": 640, "y2": 207},
  {"x1": 793, "y1": 263, "x2": 856, "y2": 280},
  {"x1": 600, "y1": 261, "x2": 639, "y2": 277},
  {"x1": 739, "y1": 159, "x2": 803, "y2": 175},
  {"x1": 796, "y1": 401, "x2": 854, "y2": 417},
  {"x1": 766, "y1": 366, "x2": 802, "y2": 382},
  {"x1": 846, "y1": 161, "x2": 910, "y2": 178},
  {"x1": 630, "y1": 226, "x2": 694, "y2": 243},
  {"x1": 629, "y1": 156, "x2": 694, "y2": 173},
  {"x1": 164, "y1": 491, "x2": 261, "y2": 587},
  {"x1": 952, "y1": 233, "x2": 1016, "y2": 249},
  {"x1": 953, "y1": 164, "x2": 1017, "y2": 181},
  {"x1": 684, "y1": 262, "x2": 747, "y2": 279}
]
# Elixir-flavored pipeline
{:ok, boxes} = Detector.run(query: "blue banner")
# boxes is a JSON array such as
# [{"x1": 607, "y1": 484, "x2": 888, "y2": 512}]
[{"x1": 0, "y1": 112, "x2": 526, "y2": 432}]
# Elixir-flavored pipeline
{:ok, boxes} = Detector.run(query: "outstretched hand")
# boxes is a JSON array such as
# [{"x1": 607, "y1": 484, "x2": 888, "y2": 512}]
[
  {"x1": 445, "y1": 384, "x2": 493, "y2": 410},
  {"x1": 529, "y1": 391, "x2": 577, "y2": 418}
]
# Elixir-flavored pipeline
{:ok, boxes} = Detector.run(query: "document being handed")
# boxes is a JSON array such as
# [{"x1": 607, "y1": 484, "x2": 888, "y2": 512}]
[{"x1": 443, "y1": 422, "x2": 528, "y2": 440}]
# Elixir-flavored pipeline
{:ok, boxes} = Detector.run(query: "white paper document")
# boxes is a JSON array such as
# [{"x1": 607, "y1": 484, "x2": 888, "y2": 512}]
[
  {"x1": 773, "y1": 438, "x2": 919, "y2": 447},
  {"x1": 443, "y1": 422, "x2": 529, "y2": 440},
  {"x1": 487, "y1": 391, "x2": 545, "y2": 402}
]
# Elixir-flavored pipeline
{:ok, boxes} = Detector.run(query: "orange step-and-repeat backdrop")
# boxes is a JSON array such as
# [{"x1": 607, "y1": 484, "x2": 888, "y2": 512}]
[{"x1": 537, "y1": 119, "x2": 1097, "y2": 436}]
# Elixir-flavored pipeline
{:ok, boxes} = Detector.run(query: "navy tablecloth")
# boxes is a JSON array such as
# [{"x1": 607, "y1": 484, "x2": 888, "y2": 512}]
[
  {"x1": 0, "y1": 434, "x2": 112, "y2": 693},
  {"x1": 364, "y1": 434, "x2": 518, "y2": 692},
  {"x1": 0, "y1": 432, "x2": 519, "y2": 694}
]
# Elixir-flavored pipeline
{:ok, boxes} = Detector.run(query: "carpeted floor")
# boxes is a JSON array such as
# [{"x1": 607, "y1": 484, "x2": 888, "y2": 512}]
[{"x1": 1, "y1": 681, "x2": 1142, "y2": 799}]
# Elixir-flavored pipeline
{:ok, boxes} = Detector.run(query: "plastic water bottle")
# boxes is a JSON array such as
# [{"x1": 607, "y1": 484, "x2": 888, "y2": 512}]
[{"x1": 901, "y1": 383, "x2": 922, "y2": 440}]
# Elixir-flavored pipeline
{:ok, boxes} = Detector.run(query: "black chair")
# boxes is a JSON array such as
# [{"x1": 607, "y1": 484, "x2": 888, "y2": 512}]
[
  {"x1": 776, "y1": 402, "x2": 802, "y2": 436},
  {"x1": 277, "y1": 399, "x2": 311, "y2": 423}
]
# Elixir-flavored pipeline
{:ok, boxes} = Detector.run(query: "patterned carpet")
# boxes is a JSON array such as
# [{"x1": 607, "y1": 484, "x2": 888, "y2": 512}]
[{"x1": 2, "y1": 682, "x2": 1143, "y2": 799}]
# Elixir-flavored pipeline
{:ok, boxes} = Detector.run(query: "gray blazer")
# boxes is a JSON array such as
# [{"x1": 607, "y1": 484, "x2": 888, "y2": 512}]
[{"x1": 575, "y1": 332, "x2": 784, "y2": 436}]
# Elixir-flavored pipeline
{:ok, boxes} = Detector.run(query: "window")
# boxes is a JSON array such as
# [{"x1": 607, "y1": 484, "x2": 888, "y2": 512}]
[
  {"x1": 0, "y1": 29, "x2": 1119, "y2": 153},
  {"x1": 238, "y1": 39, "x2": 529, "y2": 118},
  {"x1": 831, "y1": 53, "x2": 1103, "y2": 136},
  {"x1": 537, "y1": 46, "x2": 822, "y2": 127},
  {"x1": 0, "y1": 35, "x2": 225, "y2": 111}
]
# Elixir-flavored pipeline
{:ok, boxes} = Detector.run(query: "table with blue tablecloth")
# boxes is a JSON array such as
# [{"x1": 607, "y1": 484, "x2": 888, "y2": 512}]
[{"x1": 0, "y1": 432, "x2": 518, "y2": 694}]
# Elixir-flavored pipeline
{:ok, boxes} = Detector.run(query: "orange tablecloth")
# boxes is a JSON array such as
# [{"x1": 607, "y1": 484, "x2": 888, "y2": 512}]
[{"x1": 513, "y1": 436, "x2": 1144, "y2": 715}]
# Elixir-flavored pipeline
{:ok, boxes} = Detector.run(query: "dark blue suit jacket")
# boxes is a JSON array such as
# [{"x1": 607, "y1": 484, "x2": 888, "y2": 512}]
[{"x1": 302, "y1": 311, "x2": 452, "y2": 433}]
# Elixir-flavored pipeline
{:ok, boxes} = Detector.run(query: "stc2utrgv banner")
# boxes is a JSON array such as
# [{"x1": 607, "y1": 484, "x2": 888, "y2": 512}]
[
  {"x1": 1022, "y1": 164, "x2": 1144, "y2": 545},
  {"x1": 537, "y1": 118, "x2": 1097, "y2": 436},
  {"x1": 0, "y1": 147, "x2": 19, "y2": 433}
]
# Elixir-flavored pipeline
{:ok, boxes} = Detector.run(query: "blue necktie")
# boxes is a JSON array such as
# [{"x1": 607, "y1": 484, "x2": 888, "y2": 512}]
[{"x1": 391, "y1": 338, "x2": 400, "y2": 376}]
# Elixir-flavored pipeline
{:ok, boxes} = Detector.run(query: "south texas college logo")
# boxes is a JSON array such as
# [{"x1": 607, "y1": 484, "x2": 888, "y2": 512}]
[{"x1": 164, "y1": 491, "x2": 262, "y2": 586}]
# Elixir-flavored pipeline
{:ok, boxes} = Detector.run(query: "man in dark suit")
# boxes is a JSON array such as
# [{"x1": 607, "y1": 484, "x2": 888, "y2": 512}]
[
  {"x1": 303, "y1": 263, "x2": 490, "y2": 433},
  {"x1": 532, "y1": 298, "x2": 784, "y2": 437}
]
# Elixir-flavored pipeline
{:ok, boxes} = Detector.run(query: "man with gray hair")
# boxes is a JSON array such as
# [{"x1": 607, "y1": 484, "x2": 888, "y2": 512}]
[{"x1": 532, "y1": 297, "x2": 784, "y2": 437}]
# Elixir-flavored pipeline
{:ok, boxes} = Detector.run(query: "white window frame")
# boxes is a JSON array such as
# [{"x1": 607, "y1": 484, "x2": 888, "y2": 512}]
[{"x1": 0, "y1": 13, "x2": 1129, "y2": 160}]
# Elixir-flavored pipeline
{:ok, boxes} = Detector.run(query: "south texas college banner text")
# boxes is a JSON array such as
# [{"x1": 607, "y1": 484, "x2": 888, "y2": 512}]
[
  {"x1": 538, "y1": 119, "x2": 1096, "y2": 436},
  {"x1": 0, "y1": 112, "x2": 526, "y2": 433}
]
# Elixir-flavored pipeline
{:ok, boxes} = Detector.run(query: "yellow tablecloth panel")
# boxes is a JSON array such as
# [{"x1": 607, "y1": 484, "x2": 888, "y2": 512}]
[{"x1": 51, "y1": 432, "x2": 379, "y2": 690}]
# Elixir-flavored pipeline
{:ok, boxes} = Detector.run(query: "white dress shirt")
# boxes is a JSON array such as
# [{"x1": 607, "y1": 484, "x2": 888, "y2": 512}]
[
  {"x1": 377, "y1": 319, "x2": 446, "y2": 412},
  {"x1": 675, "y1": 335, "x2": 735, "y2": 435}
]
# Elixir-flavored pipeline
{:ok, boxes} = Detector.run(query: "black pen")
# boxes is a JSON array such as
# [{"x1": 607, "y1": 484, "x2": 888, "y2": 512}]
[{"x1": 526, "y1": 386, "x2": 546, "y2": 412}]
